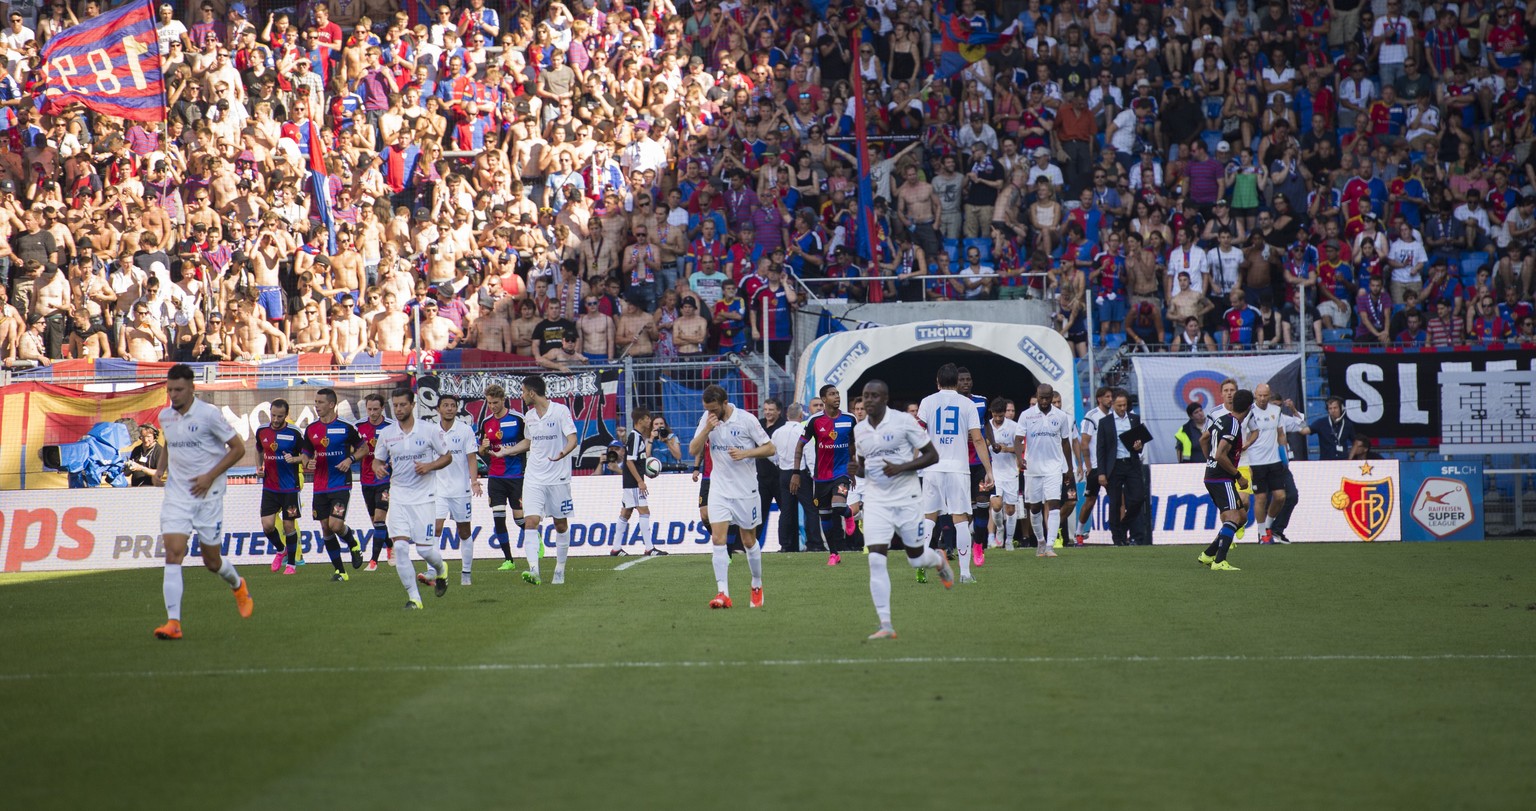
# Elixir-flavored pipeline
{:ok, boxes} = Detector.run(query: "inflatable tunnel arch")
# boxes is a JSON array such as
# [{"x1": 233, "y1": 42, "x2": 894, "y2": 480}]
[{"x1": 796, "y1": 321, "x2": 1077, "y2": 411}]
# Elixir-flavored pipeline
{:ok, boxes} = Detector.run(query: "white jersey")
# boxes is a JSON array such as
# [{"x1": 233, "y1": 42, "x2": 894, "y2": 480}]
[
  {"x1": 1242, "y1": 402, "x2": 1283, "y2": 465},
  {"x1": 1080, "y1": 406, "x2": 1106, "y2": 469},
  {"x1": 918, "y1": 388, "x2": 982, "y2": 473},
  {"x1": 435, "y1": 419, "x2": 478, "y2": 496},
  {"x1": 1020, "y1": 405, "x2": 1075, "y2": 477},
  {"x1": 854, "y1": 410, "x2": 931, "y2": 507},
  {"x1": 159, "y1": 398, "x2": 237, "y2": 499},
  {"x1": 987, "y1": 418, "x2": 1021, "y2": 477},
  {"x1": 1205, "y1": 404, "x2": 1230, "y2": 433},
  {"x1": 523, "y1": 402, "x2": 578, "y2": 484},
  {"x1": 695, "y1": 404, "x2": 770, "y2": 499},
  {"x1": 376, "y1": 420, "x2": 447, "y2": 505}
]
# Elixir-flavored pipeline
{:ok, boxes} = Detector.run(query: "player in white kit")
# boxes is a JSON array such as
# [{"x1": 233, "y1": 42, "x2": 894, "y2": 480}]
[
  {"x1": 1242, "y1": 383, "x2": 1288, "y2": 543},
  {"x1": 518, "y1": 375, "x2": 580, "y2": 585},
  {"x1": 373, "y1": 389, "x2": 453, "y2": 608},
  {"x1": 688, "y1": 384, "x2": 776, "y2": 609},
  {"x1": 985, "y1": 399, "x2": 1022, "y2": 550},
  {"x1": 153, "y1": 364, "x2": 252, "y2": 640},
  {"x1": 854, "y1": 379, "x2": 950, "y2": 639},
  {"x1": 1019, "y1": 383, "x2": 1077, "y2": 558},
  {"x1": 917, "y1": 363, "x2": 994, "y2": 584},
  {"x1": 421, "y1": 393, "x2": 481, "y2": 586}
]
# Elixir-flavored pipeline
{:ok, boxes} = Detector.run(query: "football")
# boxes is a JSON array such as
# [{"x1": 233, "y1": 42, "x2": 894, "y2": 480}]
[{"x1": 644, "y1": 457, "x2": 662, "y2": 478}]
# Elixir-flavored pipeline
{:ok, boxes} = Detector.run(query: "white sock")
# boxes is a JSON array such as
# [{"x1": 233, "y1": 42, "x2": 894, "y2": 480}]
[
  {"x1": 524, "y1": 525, "x2": 540, "y2": 574},
  {"x1": 919, "y1": 517, "x2": 936, "y2": 548},
  {"x1": 637, "y1": 514, "x2": 653, "y2": 550},
  {"x1": 393, "y1": 540, "x2": 420, "y2": 601},
  {"x1": 988, "y1": 508, "x2": 1000, "y2": 542},
  {"x1": 1257, "y1": 516, "x2": 1271, "y2": 536},
  {"x1": 746, "y1": 544, "x2": 762, "y2": 588},
  {"x1": 711, "y1": 544, "x2": 730, "y2": 595},
  {"x1": 868, "y1": 552, "x2": 891, "y2": 628},
  {"x1": 1004, "y1": 512, "x2": 1016, "y2": 547},
  {"x1": 909, "y1": 547, "x2": 944, "y2": 569},
  {"x1": 616, "y1": 518, "x2": 629, "y2": 552},
  {"x1": 1047, "y1": 509, "x2": 1063, "y2": 549},
  {"x1": 460, "y1": 528, "x2": 473, "y2": 574},
  {"x1": 554, "y1": 530, "x2": 569, "y2": 572},
  {"x1": 214, "y1": 557, "x2": 241, "y2": 588},
  {"x1": 420, "y1": 543, "x2": 446, "y2": 578},
  {"x1": 954, "y1": 521, "x2": 971, "y2": 576},
  {"x1": 163, "y1": 564, "x2": 183, "y2": 621},
  {"x1": 1030, "y1": 510, "x2": 1046, "y2": 549}
]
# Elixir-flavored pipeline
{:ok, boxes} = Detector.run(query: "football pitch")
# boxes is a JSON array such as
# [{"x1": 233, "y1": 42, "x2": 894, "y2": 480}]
[{"x1": 2, "y1": 542, "x2": 1533, "y2": 811}]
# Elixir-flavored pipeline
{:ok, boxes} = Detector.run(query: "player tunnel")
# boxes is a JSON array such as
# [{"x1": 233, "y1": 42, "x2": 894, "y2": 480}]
[{"x1": 795, "y1": 321, "x2": 1077, "y2": 414}]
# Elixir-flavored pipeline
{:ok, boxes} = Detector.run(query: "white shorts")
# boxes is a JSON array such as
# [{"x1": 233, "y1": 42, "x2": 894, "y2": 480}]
[
  {"x1": 436, "y1": 492, "x2": 472, "y2": 523},
  {"x1": 707, "y1": 492, "x2": 761, "y2": 529},
  {"x1": 524, "y1": 481, "x2": 574, "y2": 519},
  {"x1": 861, "y1": 502, "x2": 922, "y2": 549},
  {"x1": 621, "y1": 487, "x2": 648, "y2": 509},
  {"x1": 160, "y1": 489, "x2": 226, "y2": 547},
  {"x1": 387, "y1": 501, "x2": 437, "y2": 546},
  {"x1": 921, "y1": 471, "x2": 972, "y2": 515},
  {"x1": 1024, "y1": 474, "x2": 1062, "y2": 504},
  {"x1": 994, "y1": 473, "x2": 1021, "y2": 507}
]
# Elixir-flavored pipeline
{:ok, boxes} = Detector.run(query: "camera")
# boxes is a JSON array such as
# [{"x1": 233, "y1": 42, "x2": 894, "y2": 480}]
[{"x1": 656, "y1": 426, "x2": 670, "y2": 439}]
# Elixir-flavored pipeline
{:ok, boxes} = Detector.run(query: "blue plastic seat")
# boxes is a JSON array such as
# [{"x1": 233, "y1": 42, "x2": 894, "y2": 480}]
[
  {"x1": 1104, "y1": 333, "x2": 1127, "y2": 350},
  {"x1": 1460, "y1": 252, "x2": 1490, "y2": 278},
  {"x1": 1322, "y1": 329, "x2": 1350, "y2": 343}
]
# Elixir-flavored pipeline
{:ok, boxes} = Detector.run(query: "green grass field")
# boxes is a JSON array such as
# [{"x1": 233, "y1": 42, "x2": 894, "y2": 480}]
[{"x1": 3, "y1": 542, "x2": 1534, "y2": 811}]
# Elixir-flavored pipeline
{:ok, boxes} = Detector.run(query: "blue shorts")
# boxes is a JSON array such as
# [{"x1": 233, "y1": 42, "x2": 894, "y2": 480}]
[
  {"x1": 1095, "y1": 295, "x2": 1128, "y2": 324},
  {"x1": 583, "y1": 352, "x2": 608, "y2": 363},
  {"x1": 257, "y1": 286, "x2": 285, "y2": 320}
]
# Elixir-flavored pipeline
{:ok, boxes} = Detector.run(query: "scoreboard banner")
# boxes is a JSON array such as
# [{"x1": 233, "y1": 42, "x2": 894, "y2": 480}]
[
  {"x1": 1084, "y1": 461, "x2": 1403, "y2": 544},
  {"x1": 1325, "y1": 347, "x2": 1536, "y2": 447},
  {"x1": 39, "y1": 0, "x2": 165, "y2": 121},
  {"x1": 0, "y1": 474, "x2": 775, "y2": 573}
]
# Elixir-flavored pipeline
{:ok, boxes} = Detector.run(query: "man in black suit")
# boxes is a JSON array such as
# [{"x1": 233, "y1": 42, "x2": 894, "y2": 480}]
[{"x1": 1097, "y1": 388, "x2": 1149, "y2": 546}]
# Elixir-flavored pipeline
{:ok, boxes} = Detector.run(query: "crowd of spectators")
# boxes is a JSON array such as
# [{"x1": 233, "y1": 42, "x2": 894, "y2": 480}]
[{"x1": 0, "y1": 0, "x2": 1533, "y2": 374}]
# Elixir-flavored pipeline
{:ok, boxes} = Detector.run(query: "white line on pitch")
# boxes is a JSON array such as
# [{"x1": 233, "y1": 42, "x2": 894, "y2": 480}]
[
  {"x1": 614, "y1": 555, "x2": 663, "y2": 571},
  {"x1": 1, "y1": 652, "x2": 1531, "y2": 681}
]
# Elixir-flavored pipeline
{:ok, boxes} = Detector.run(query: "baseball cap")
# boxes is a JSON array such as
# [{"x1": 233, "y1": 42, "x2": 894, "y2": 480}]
[
  {"x1": 1216, "y1": 141, "x2": 1231, "y2": 153},
  {"x1": 1033, "y1": 147, "x2": 1051, "y2": 158}
]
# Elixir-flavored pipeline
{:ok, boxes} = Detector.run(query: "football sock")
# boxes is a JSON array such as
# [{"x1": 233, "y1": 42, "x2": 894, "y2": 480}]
[
  {"x1": 460, "y1": 526, "x2": 474, "y2": 575},
  {"x1": 824, "y1": 516, "x2": 845, "y2": 553},
  {"x1": 746, "y1": 544, "x2": 762, "y2": 588},
  {"x1": 322, "y1": 532, "x2": 344, "y2": 573},
  {"x1": 214, "y1": 558, "x2": 241, "y2": 589},
  {"x1": 954, "y1": 521, "x2": 971, "y2": 577},
  {"x1": 420, "y1": 542, "x2": 446, "y2": 579},
  {"x1": 393, "y1": 540, "x2": 420, "y2": 601},
  {"x1": 919, "y1": 518, "x2": 936, "y2": 549},
  {"x1": 285, "y1": 529, "x2": 300, "y2": 565},
  {"x1": 554, "y1": 530, "x2": 569, "y2": 572},
  {"x1": 637, "y1": 514, "x2": 653, "y2": 551},
  {"x1": 868, "y1": 552, "x2": 891, "y2": 628},
  {"x1": 1030, "y1": 510, "x2": 1046, "y2": 549},
  {"x1": 1212, "y1": 522, "x2": 1238, "y2": 562},
  {"x1": 1004, "y1": 512, "x2": 1016, "y2": 547},
  {"x1": 972, "y1": 506, "x2": 990, "y2": 544},
  {"x1": 1046, "y1": 509, "x2": 1063, "y2": 550},
  {"x1": 264, "y1": 526, "x2": 285, "y2": 552},
  {"x1": 909, "y1": 546, "x2": 944, "y2": 569},
  {"x1": 343, "y1": 527, "x2": 359, "y2": 553},
  {"x1": 616, "y1": 518, "x2": 629, "y2": 552},
  {"x1": 371, "y1": 523, "x2": 388, "y2": 561},
  {"x1": 523, "y1": 526, "x2": 540, "y2": 573},
  {"x1": 163, "y1": 564, "x2": 183, "y2": 621},
  {"x1": 712, "y1": 544, "x2": 730, "y2": 595},
  {"x1": 492, "y1": 514, "x2": 512, "y2": 560},
  {"x1": 1255, "y1": 516, "x2": 1270, "y2": 537}
]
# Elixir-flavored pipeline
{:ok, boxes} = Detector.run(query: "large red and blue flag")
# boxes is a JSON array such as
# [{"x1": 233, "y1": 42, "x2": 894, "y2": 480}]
[
  {"x1": 307, "y1": 119, "x2": 338, "y2": 253},
  {"x1": 39, "y1": 0, "x2": 165, "y2": 121},
  {"x1": 936, "y1": 14, "x2": 1016, "y2": 81},
  {"x1": 848, "y1": 32, "x2": 883, "y2": 303}
]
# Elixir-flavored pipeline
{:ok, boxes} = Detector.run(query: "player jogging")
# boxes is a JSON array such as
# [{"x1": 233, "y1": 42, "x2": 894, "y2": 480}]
[
  {"x1": 985, "y1": 399, "x2": 1022, "y2": 550},
  {"x1": 153, "y1": 364, "x2": 252, "y2": 640},
  {"x1": 613, "y1": 408, "x2": 671, "y2": 556},
  {"x1": 1199, "y1": 389, "x2": 1254, "y2": 572},
  {"x1": 1074, "y1": 386, "x2": 1114, "y2": 545},
  {"x1": 374, "y1": 389, "x2": 453, "y2": 608},
  {"x1": 519, "y1": 376, "x2": 579, "y2": 585},
  {"x1": 688, "y1": 383, "x2": 776, "y2": 609},
  {"x1": 255, "y1": 399, "x2": 303, "y2": 575},
  {"x1": 1242, "y1": 383, "x2": 1288, "y2": 545},
  {"x1": 303, "y1": 388, "x2": 366, "y2": 582},
  {"x1": 1051, "y1": 390, "x2": 1078, "y2": 546},
  {"x1": 356, "y1": 393, "x2": 393, "y2": 571},
  {"x1": 1199, "y1": 378, "x2": 1246, "y2": 539},
  {"x1": 420, "y1": 393, "x2": 481, "y2": 586},
  {"x1": 792, "y1": 384, "x2": 857, "y2": 567},
  {"x1": 477, "y1": 383, "x2": 528, "y2": 572},
  {"x1": 1020, "y1": 384, "x2": 1076, "y2": 558},
  {"x1": 918, "y1": 363, "x2": 994, "y2": 584},
  {"x1": 854, "y1": 379, "x2": 951, "y2": 639},
  {"x1": 956, "y1": 367, "x2": 992, "y2": 563}
]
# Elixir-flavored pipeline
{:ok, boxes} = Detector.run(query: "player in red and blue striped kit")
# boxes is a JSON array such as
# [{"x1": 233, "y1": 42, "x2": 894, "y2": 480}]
[
  {"x1": 958, "y1": 367, "x2": 993, "y2": 562},
  {"x1": 256, "y1": 399, "x2": 304, "y2": 574},
  {"x1": 356, "y1": 393, "x2": 392, "y2": 570},
  {"x1": 477, "y1": 383, "x2": 528, "y2": 572},
  {"x1": 303, "y1": 388, "x2": 365, "y2": 581},
  {"x1": 793, "y1": 384, "x2": 858, "y2": 565}
]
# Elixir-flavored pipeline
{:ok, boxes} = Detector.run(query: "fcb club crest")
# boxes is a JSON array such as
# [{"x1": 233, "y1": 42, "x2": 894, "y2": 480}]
[{"x1": 1330, "y1": 463, "x2": 1394, "y2": 541}]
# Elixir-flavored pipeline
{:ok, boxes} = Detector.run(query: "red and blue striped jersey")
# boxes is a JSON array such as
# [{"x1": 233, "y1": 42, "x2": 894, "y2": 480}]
[
  {"x1": 256, "y1": 424, "x2": 305, "y2": 493},
  {"x1": 479, "y1": 410, "x2": 526, "y2": 478},
  {"x1": 356, "y1": 418, "x2": 391, "y2": 486},
  {"x1": 967, "y1": 393, "x2": 987, "y2": 465},
  {"x1": 804, "y1": 412, "x2": 856, "y2": 481},
  {"x1": 304, "y1": 419, "x2": 363, "y2": 494}
]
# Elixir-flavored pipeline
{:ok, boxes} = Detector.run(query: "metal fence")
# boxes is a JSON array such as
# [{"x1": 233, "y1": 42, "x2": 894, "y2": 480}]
[{"x1": 1483, "y1": 467, "x2": 1536, "y2": 536}]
